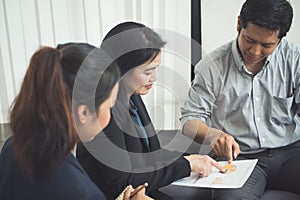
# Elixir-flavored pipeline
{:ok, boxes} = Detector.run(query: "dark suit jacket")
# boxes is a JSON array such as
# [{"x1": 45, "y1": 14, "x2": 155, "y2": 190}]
[
  {"x1": 76, "y1": 94, "x2": 191, "y2": 199},
  {"x1": 0, "y1": 137, "x2": 106, "y2": 200}
]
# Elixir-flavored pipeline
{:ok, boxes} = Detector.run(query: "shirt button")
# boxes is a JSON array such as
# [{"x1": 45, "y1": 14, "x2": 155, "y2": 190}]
[
  {"x1": 257, "y1": 117, "x2": 261, "y2": 122},
  {"x1": 262, "y1": 138, "x2": 266, "y2": 142},
  {"x1": 255, "y1": 97, "x2": 260, "y2": 101}
]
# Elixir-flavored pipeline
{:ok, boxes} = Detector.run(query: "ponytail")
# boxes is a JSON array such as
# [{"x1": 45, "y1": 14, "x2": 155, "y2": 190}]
[{"x1": 10, "y1": 47, "x2": 77, "y2": 178}]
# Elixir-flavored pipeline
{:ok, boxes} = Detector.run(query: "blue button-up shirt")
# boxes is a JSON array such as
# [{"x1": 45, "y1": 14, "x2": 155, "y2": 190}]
[{"x1": 181, "y1": 38, "x2": 300, "y2": 153}]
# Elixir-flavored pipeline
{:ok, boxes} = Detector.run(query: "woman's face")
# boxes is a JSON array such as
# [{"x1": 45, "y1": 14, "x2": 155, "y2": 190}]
[
  {"x1": 78, "y1": 83, "x2": 119, "y2": 141},
  {"x1": 123, "y1": 52, "x2": 161, "y2": 96}
]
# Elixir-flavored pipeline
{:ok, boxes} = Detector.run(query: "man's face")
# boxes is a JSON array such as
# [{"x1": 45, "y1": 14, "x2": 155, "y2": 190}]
[{"x1": 237, "y1": 18, "x2": 281, "y2": 69}]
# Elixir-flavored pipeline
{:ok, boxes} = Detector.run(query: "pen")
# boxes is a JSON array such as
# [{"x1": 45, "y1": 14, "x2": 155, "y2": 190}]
[{"x1": 129, "y1": 182, "x2": 148, "y2": 198}]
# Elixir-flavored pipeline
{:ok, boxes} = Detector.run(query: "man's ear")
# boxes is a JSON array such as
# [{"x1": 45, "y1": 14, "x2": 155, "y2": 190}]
[
  {"x1": 237, "y1": 16, "x2": 241, "y2": 32},
  {"x1": 77, "y1": 105, "x2": 90, "y2": 124}
]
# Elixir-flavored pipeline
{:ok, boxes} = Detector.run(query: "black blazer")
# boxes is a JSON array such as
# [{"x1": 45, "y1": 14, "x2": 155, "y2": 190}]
[{"x1": 76, "y1": 94, "x2": 190, "y2": 199}]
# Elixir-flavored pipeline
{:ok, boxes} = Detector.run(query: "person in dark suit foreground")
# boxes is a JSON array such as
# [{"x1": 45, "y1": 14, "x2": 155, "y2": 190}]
[{"x1": 0, "y1": 43, "x2": 149, "y2": 200}]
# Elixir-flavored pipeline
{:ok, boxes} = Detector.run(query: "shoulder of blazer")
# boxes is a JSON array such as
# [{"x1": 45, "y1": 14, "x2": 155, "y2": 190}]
[{"x1": 102, "y1": 115, "x2": 127, "y2": 149}]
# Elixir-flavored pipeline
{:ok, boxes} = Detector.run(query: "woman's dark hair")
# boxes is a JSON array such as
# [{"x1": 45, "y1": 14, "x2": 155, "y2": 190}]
[
  {"x1": 57, "y1": 43, "x2": 119, "y2": 114},
  {"x1": 10, "y1": 43, "x2": 119, "y2": 178},
  {"x1": 239, "y1": 0, "x2": 293, "y2": 38},
  {"x1": 100, "y1": 21, "x2": 166, "y2": 75}
]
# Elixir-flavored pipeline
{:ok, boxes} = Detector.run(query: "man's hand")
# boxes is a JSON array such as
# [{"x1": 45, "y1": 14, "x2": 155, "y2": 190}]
[{"x1": 211, "y1": 131, "x2": 240, "y2": 163}]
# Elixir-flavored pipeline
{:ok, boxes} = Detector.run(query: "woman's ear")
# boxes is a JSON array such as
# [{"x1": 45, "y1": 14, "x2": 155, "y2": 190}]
[{"x1": 77, "y1": 105, "x2": 90, "y2": 124}]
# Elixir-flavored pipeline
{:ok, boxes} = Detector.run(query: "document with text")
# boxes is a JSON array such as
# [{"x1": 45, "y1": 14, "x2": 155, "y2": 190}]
[{"x1": 172, "y1": 159, "x2": 258, "y2": 188}]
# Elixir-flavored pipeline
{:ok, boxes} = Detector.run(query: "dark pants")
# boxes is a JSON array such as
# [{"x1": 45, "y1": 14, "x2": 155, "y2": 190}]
[{"x1": 211, "y1": 140, "x2": 300, "y2": 200}]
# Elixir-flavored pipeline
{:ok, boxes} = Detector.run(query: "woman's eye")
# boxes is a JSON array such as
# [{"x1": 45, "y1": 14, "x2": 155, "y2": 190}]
[{"x1": 144, "y1": 72, "x2": 151, "y2": 76}]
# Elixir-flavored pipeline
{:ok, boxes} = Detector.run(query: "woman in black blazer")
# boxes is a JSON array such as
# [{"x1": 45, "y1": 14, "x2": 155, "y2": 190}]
[{"x1": 76, "y1": 22, "x2": 224, "y2": 200}]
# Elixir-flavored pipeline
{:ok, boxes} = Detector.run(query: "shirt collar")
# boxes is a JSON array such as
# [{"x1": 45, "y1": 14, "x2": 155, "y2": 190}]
[
  {"x1": 232, "y1": 38, "x2": 244, "y2": 72},
  {"x1": 129, "y1": 99, "x2": 138, "y2": 115}
]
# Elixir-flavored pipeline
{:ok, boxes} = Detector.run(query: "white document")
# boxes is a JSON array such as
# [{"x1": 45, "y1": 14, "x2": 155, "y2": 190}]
[{"x1": 172, "y1": 159, "x2": 258, "y2": 188}]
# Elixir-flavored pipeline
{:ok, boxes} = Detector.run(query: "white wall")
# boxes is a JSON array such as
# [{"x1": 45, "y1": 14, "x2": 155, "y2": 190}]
[
  {"x1": 202, "y1": 0, "x2": 300, "y2": 54},
  {"x1": 0, "y1": 0, "x2": 191, "y2": 132},
  {"x1": 1, "y1": 0, "x2": 299, "y2": 133}
]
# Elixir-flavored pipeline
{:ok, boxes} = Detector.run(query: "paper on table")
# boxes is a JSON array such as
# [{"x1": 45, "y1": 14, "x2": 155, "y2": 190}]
[{"x1": 172, "y1": 159, "x2": 258, "y2": 188}]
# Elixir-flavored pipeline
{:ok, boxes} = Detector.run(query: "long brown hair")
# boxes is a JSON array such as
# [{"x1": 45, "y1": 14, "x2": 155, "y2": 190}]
[
  {"x1": 10, "y1": 47, "x2": 76, "y2": 178},
  {"x1": 10, "y1": 43, "x2": 119, "y2": 178}
]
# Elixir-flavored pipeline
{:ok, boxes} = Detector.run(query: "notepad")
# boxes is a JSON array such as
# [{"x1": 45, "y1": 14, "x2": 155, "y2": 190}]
[{"x1": 172, "y1": 159, "x2": 258, "y2": 188}]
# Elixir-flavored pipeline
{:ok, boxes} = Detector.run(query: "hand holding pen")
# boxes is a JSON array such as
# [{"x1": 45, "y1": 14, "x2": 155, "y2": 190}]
[{"x1": 123, "y1": 182, "x2": 153, "y2": 200}]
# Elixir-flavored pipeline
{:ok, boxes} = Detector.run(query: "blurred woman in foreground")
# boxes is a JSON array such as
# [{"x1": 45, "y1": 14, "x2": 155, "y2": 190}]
[{"x1": 0, "y1": 43, "x2": 149, "y2": 200}]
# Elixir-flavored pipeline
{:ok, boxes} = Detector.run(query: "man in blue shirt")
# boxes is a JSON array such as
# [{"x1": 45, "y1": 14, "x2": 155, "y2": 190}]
[{"x1": 181, "y1": 0, "x2": 300, "y2": 199}]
